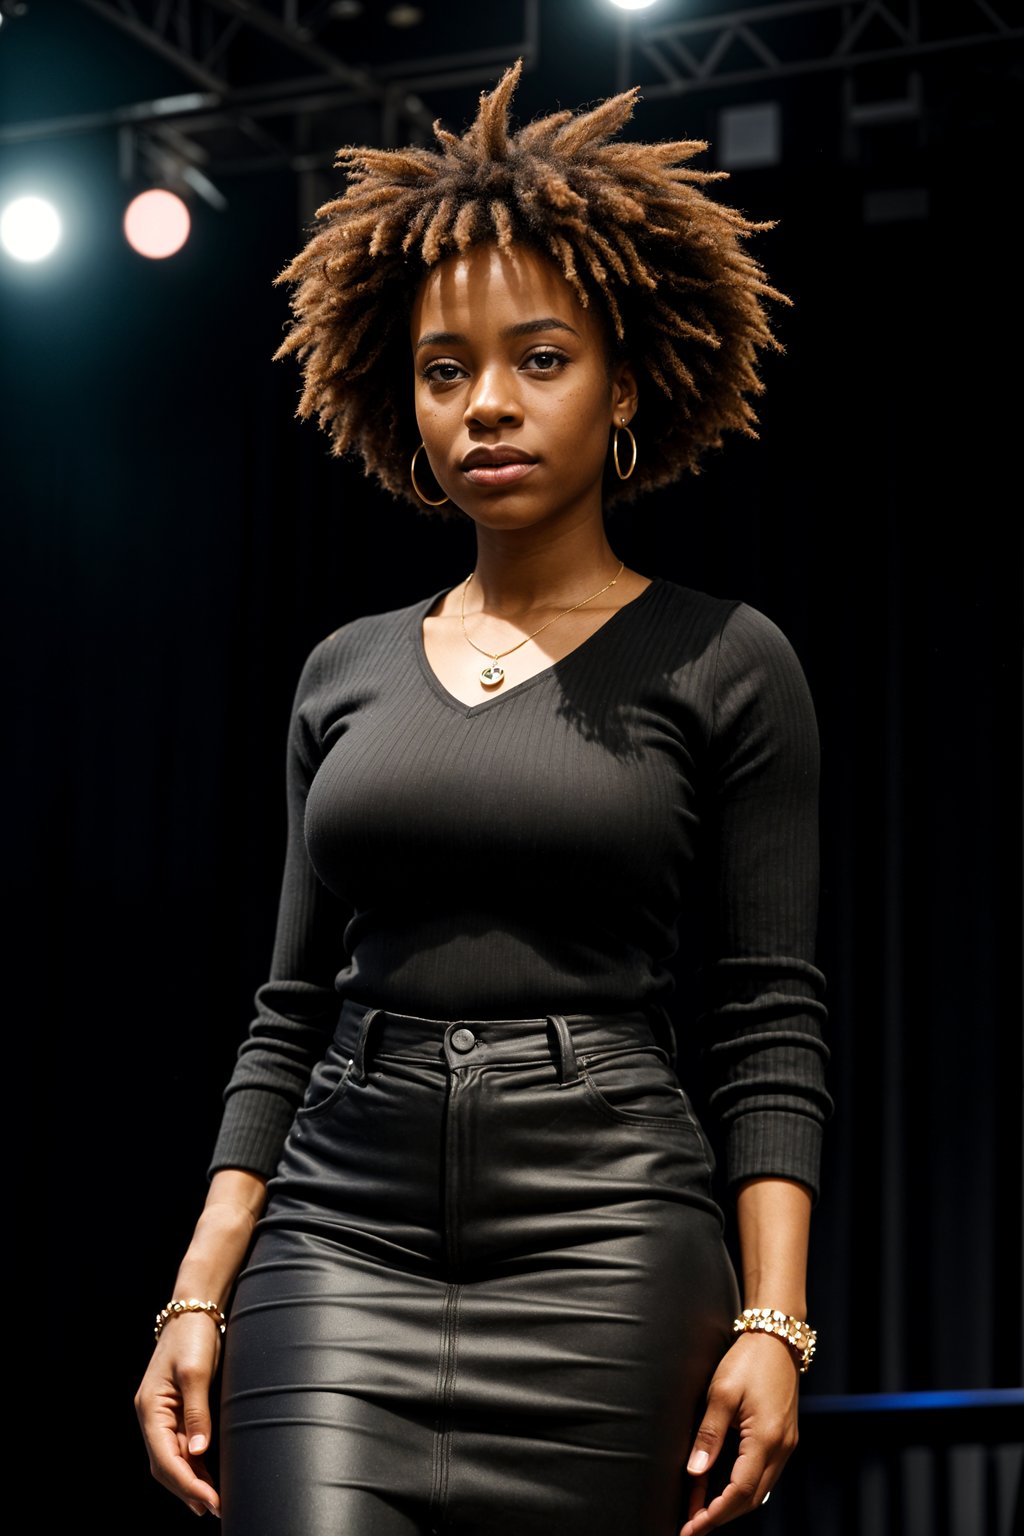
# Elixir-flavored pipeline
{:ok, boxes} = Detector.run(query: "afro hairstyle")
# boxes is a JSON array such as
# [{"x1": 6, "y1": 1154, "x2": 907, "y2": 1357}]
[{"x1": 272, "y1": 58, "x2": 790, "y2": 513}]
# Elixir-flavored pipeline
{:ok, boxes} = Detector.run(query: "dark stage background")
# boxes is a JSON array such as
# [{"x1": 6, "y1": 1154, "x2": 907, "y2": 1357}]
[{"x1": 5, "y1": 2, "x2": 1021, "y2": 1531}]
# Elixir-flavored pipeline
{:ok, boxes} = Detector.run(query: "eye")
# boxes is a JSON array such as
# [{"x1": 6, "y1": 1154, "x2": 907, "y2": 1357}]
[
  {"x1": 422, "y1": 359, "x2": 466, "y2": 384},
  {"x1": 523, "y1": 348, "x2": 568, "y2": 373}
]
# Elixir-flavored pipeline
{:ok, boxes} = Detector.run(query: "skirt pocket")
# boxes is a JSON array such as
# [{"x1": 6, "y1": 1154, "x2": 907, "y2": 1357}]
[
  {"x1": 293, "y1": 1041, "x2": 356, "y2": 1122},
  {"x1": 579, "y1": 1043, "x2": 718, "y2": 1173}
]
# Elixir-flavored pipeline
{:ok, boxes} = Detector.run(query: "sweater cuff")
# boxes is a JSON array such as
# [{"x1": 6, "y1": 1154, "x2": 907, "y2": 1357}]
[
  {"x1": 724, "y1": 1109, "x2": 823, "y2": 1207},
  {"x1": 207, "y1": 1088, "x2": 296, "y2": 1181}
]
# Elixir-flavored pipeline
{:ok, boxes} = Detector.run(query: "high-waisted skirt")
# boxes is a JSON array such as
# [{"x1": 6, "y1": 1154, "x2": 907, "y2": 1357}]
[{"x1": 219, "y1": 999, "x2": 742, "y2": 1536}]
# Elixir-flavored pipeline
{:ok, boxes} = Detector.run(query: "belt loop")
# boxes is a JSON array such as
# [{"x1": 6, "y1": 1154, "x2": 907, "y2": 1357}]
[
  {"x1": 351, "y1": 1006, "x2": 382, "y2": 1082},
  {"x1": 546, "y1": 1014, "x2": 579, "y2": 1085}
]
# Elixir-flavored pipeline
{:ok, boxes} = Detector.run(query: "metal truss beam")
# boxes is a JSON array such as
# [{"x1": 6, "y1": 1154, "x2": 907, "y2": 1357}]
[
  {"x1": 0, "y1": 0, "x2": 540, "y2": 180},
  {"x1": 75, "y1": 0, "x2": 390, "y2": 94},
  {"x1": 631, "y1": 0, "x2": 1022, "y2": 98},
  {"x1": 2, "y1": 0, "x2": 1019, "y2": 199}
]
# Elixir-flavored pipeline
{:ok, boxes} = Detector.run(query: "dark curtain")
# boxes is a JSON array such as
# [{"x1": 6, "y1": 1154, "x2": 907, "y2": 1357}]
[{"x1": 7, "y1": 6, "x2": 1019, "y2": 1528}]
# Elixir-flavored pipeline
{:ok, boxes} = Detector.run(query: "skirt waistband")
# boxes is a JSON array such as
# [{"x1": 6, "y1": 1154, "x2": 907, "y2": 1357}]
[{"x1": 336, "y1": 998, "x2": 677, "y2": 1086}]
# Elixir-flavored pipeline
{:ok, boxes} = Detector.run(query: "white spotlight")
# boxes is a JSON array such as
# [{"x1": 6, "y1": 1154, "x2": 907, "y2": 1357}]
[
  {"x1": 124, "y1": 188, "x2": 191, "y2": 259},
  {"x1": 1, "y1": 195, "x2": 62, "y2": 262},
  {"x1": 609, "y1": 1, "x2": 659, "y2": 10}
]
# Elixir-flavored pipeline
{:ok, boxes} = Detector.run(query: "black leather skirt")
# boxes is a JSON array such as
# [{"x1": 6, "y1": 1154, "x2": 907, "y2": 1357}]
[{"x1": 219, "y1": 998, "x2": 741, "y2": 1535}]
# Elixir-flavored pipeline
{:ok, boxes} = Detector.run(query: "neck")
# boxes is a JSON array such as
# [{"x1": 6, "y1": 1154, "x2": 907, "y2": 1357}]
[{"x1": 468, "y1": 520, "x2": 623, "y2": 617}]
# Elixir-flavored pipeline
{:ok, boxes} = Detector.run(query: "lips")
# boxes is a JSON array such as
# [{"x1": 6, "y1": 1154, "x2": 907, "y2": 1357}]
[
  {"x1": 460, "y1": 446, "x2": 539, "y2": 488},
  {"x1": 460, "y1": 447, "x2": 537, "y2": 470}
]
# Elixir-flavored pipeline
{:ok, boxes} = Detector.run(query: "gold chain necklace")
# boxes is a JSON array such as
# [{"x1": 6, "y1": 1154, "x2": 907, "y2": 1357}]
[{"x1": 459, "y1": 559, "x2": 626, "y2": 689}]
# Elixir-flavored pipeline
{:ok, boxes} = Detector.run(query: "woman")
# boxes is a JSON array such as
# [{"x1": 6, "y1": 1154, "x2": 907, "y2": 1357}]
[{"x1": 135, "y1": 61, "x2": 832, "y2": 1536}]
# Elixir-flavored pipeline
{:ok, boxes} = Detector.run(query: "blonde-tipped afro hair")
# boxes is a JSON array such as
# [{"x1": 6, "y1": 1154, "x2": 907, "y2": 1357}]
[{"x1": 272, "y1": 58, "x2": 790, "y2": 514}]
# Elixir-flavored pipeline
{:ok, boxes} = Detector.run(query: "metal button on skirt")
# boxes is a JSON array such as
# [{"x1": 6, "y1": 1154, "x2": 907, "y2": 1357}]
[{"x1": 219, "y1": 999, "x2": 742, "y2": 1536}]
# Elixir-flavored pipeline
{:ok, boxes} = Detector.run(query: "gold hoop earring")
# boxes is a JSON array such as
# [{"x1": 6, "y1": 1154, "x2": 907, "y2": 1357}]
[
  {"x1": 411, "y1": 443, "x2": 449, "y2": 507},
  {"x1": 612, "y1": 420, "x2": 637, "y2": 482}
]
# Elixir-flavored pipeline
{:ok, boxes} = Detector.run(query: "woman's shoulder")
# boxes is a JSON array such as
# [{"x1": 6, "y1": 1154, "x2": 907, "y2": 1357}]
[
  {"x1": 647, "y1": 575, "x2": 740, "y2": 631},
  {"x1": 298, "y1": 584, "x2": 446, "y2": 681},
  {"x1": 651, "y1": 577, "x2": 807, "y2": 670},
  {"x1": 642, "y1": 580, "x2": 816, "y2": 750}
]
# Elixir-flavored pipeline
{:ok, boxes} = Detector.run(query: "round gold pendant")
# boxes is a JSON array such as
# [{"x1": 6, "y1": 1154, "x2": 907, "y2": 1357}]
[{"x1": 480, "y1": 663, "x2": 505, "y2": 687}]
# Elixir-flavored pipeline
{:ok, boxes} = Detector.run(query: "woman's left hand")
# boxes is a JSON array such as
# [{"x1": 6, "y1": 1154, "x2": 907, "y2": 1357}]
[{"x1": 678, "y1": 1330, "x2": 800, "y2": 1535}]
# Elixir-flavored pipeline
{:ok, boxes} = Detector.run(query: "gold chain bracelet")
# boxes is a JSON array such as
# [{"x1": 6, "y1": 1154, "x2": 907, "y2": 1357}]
[
  {"x1": 154, "y1": 1298, "x2": 227, "y2": 1343},
  {"x1": 732, "y1": 1307, "x2": 817, "y2": 1373}
]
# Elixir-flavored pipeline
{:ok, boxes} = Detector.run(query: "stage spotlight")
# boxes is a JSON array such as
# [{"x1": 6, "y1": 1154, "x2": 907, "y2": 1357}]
[
  {"x1": 609, "y1": 1, "x2": 659, "y2": 11},
  {"x1": 0, "y1": 195, "x2": 62, "y2": 262},
  {"x1": 124, "y1": 188, "x2": 191, "y2": 260}
]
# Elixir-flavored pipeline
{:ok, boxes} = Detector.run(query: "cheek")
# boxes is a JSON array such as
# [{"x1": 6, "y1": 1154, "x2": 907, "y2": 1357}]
[
  {"x1": 413, "y1": 391, "x2": 440, "y2": 445},
  {"x1": 414, "y1": 386, "x2": 456, "y2": 441},
  {"x1": 569, "y1": 365, "x2": 614, "y2": 420},
  {"x1": 564, "y1": 383, "x2": 613, "y2": 451}
]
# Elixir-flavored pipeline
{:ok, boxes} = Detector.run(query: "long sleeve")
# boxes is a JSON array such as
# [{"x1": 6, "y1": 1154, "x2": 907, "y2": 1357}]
[
  {"x1": 208, "y1": 637, "x2": 353, "y2": 1180},
  {"x1": 698, "y1": 601, "x2": 834, "y2": 1206}
]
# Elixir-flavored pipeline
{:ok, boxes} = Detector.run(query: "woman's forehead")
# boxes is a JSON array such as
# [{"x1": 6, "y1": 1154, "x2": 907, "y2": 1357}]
[{"x1": 411, "y1": 241, "x2": 594, "y2": 339}]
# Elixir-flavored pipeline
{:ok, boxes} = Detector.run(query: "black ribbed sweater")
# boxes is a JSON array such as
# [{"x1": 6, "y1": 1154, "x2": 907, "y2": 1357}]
[{"x1": 210, "y1": 577, "x2": 833, "y2": 1202}]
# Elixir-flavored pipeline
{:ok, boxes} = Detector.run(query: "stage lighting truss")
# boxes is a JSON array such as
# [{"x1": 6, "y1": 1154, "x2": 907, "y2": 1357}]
[
  {"x1": 3, "y1": 0, "x2": 541, "y2": 212},
  {"x1": 0, "y1": 0, "x2": 1020, "y2": 203},
  {"x1": 629, "y1": 0, "x2": 1021, "y2": 149},
  {"x1": 631, "y1": 0, "x2": 1020, "y2": 99}
]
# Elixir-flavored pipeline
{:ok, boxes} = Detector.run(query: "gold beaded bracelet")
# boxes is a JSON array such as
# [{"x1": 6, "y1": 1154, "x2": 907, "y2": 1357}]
[
  {"x1": 732, "y1": 1307, "x2": 817, "y2": 1373},
  {"x1": 154, "y1": 1298, "x2": 228, "y2": 1343}
]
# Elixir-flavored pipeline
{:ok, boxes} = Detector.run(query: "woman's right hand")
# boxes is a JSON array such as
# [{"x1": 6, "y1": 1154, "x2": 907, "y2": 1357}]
[
  {"x1": 135, "y1": 1171, "x2": 269, "y2": 1518},
  {"x1": 135, "y1": 1310, "x2": 225, "y2": 1518}
]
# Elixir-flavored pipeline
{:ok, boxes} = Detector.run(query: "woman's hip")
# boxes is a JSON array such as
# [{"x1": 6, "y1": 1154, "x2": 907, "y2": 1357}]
[
  {"x1": 255, "y1": 996, "x2": 727, "y2": 1268},
  {"x1": 221, "y1": 999, "x2": 741, "y2": 1532}
]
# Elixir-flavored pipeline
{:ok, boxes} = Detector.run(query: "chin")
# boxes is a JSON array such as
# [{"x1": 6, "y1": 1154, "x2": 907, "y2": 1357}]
[{"x1": 461, "y1": 499, "x2": 549, "y2": 529}]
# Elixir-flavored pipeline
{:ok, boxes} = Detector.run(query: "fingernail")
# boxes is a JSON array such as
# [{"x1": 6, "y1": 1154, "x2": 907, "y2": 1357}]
[
  {"x1": 189, "y1": 1435, "x2": 207, "y2": 1454},
  {"x1": 206, "y1": 1507, "x2": 220, "y2": 1520},
  {"x1": 688, "y1": 1450, "x2": 709, "y2": 1474}
]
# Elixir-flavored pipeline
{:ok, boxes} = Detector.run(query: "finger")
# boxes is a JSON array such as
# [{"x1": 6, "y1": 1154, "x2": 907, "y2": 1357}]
[
  {"x1": 179, "y1": 1362, "x2": 214, "y2": 1459},
  {"x1": 680, "y1": 1438, "x2": 768, "y2": 1535},
  {"x1": 680, "y1": 1467, "x2": 765, "y2": 1533},
  {"x1": 174, "y1": 1352, "x2": 221, "y2": 1514},
  {"x1": 685, "y1": 1407, "x2": 732, "y2": 1481},
  {"x1": 679, "y1": 1484, "x2": 754, "y2": 1535},
  {"x1": 687, "y1": 1472, "x2": 708, "y2": 1523},
  {"x1": 750, "y1": 1461, "x2": 783, "y2": 1514},
  {"x1": 144, "y1": 1416, "x2": 220, "y2": 1509},
  {"x1": 175, "y1": 1433, "x2": 222, "y2": 1519}
]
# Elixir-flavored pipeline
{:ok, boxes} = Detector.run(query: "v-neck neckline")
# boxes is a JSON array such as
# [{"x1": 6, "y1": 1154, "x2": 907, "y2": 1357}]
[{"x1": 411, "y1": 576, "x2": 661, "y2": 720}]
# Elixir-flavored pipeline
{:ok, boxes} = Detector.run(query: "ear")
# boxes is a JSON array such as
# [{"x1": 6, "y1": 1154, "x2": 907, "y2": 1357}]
[{"x1": 609, "y1": 360, "x2": 639, "y2": 426}]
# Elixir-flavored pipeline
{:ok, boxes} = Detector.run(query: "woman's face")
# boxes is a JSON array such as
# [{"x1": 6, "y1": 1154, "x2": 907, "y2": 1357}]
[{"x1": 410, "y1": 241, "x2": 636, "y2": 532}]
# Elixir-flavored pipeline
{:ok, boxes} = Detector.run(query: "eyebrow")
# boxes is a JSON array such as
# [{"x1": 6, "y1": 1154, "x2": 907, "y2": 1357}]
[{"x1": 415, "y1": 317, "x2": 581, "y2": 351}]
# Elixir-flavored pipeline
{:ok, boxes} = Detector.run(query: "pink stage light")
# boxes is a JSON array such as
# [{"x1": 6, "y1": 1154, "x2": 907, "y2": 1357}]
[{"x1": 123, "y1": 189, "x2": 191, "y2": 259}]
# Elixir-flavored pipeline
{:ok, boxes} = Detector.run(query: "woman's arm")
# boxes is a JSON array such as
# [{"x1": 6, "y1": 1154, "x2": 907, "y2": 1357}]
[
  {"x1": 209, "y1": 635, "x2": 354, "y2": 1181},
  {"x1": 678, "y1": 602, "x2": 832, "y2": 1536},
  {"x1": 135, "y1": 1170, "x2": 269, "y2": 1519},
  {"x1": 135, "y1": 633, "x2": 351, "y2": 1515},
  {"x1": 680, "y1": 1177, "x2": 812, "y2": 1536}
]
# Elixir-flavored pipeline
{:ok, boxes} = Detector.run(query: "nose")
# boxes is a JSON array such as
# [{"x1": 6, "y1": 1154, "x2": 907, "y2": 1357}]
[{"x1": 464, "y1": 365, "x2": 523, "y2": 432}]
